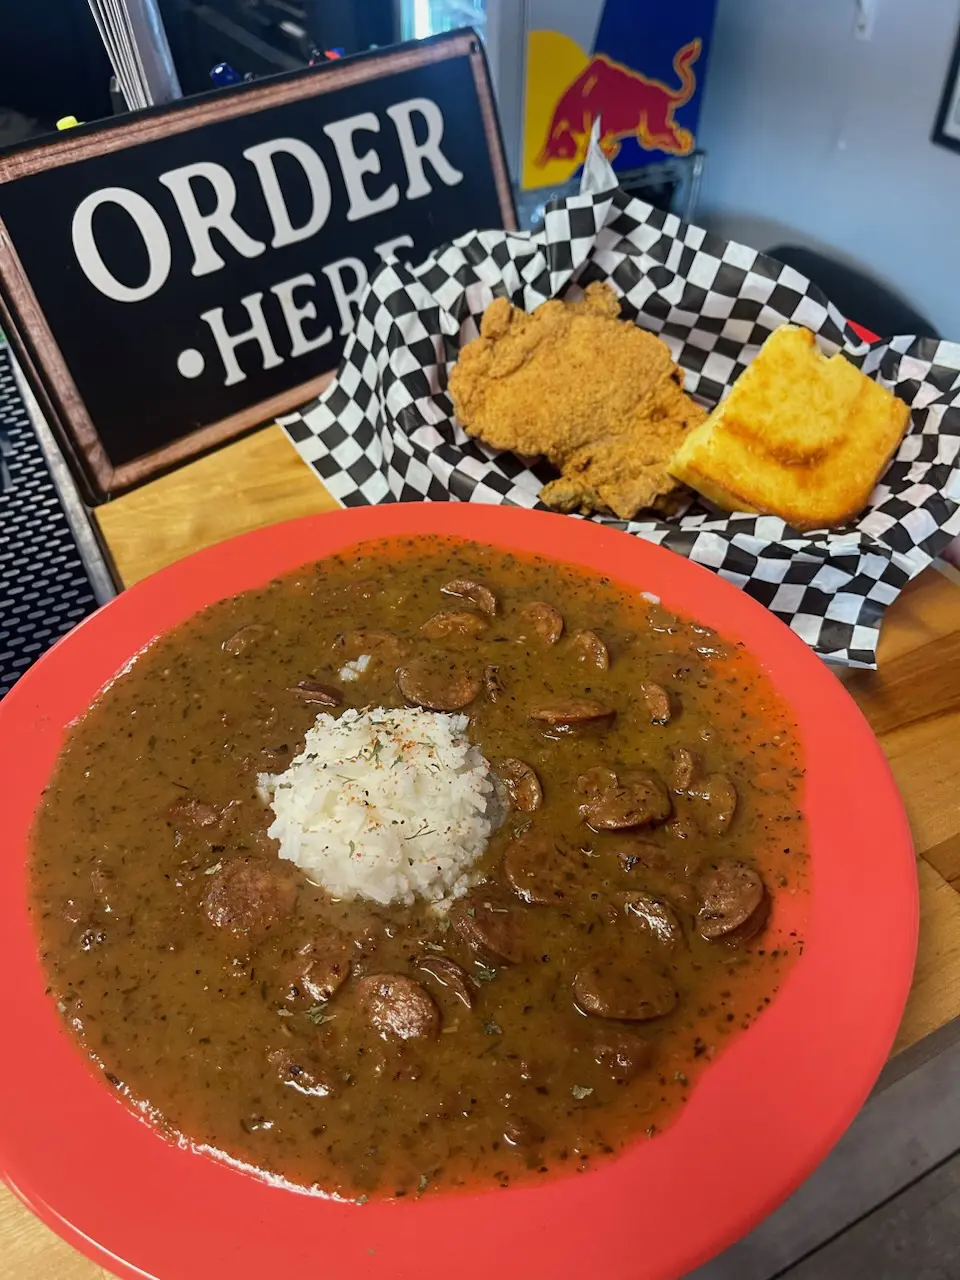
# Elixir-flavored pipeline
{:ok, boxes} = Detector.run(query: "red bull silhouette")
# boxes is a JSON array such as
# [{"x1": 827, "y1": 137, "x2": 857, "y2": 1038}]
[{"x1": 538, "y1": 38, "x2": 702, "y2": 166}]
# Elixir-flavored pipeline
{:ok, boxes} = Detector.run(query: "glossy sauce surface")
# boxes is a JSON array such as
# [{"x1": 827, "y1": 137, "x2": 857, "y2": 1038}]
[{"x1": 31, "y1": 538, "x2": 807, "y2": 1197}]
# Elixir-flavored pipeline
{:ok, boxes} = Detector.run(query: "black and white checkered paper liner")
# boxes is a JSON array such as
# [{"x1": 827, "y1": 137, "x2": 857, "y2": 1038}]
[{"x1": 283, "y1": 161, "x2": 960, "y2": 668}]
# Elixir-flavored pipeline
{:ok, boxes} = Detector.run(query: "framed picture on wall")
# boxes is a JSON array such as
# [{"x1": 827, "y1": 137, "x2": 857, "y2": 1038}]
[{"x1": 932, "y1": 25, "x2": 960, "y2": 152}]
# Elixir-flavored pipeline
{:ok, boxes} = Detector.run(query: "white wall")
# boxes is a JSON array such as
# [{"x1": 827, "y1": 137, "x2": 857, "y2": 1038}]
[{"x1": 697, "y1": 0, "x2": 960, "y2": 336}]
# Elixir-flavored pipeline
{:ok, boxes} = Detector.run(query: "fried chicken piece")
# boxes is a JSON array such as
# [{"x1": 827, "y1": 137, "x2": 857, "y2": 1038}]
[{"x1": 448, "y1": 283, "x2": 707, "y2": 519}]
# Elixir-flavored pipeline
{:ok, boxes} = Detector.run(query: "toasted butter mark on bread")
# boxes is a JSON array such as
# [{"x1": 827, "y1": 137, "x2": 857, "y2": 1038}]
[{"x1": 668, "y1": 325, "x2": 910, "y2": 531}]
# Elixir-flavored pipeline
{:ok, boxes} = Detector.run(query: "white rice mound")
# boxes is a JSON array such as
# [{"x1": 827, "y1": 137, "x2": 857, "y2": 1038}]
[{"x1": 258, "y1": 707, "x2": 497, "y2": 906}]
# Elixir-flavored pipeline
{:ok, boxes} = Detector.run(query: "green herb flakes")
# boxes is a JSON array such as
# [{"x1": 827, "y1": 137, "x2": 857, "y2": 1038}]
[{"x1": 404, "y1": 821, "x2": 435, "y2": 840}]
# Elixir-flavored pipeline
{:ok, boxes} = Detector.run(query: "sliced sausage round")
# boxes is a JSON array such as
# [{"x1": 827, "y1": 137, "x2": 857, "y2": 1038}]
[
  {"x1": 441, "y1": 578, "x2": 497, "y2": 617},
  {"x1": 622, "y1": 893, "x2": 684, "y2": 949},
  {"x1": 578, "y1": 769, "x2": 672, "y2": 830},
  {"x1": 590, "y1": 1027, "x2": 654, "y2": 1081},
  {"x1": 397, "y1": 656, "x2": 482, "y2": 711},
  {"x1": 451, "y1": 885, "x2": 525, "y2": 964},
  {"x1": 283, "y1": 938, "x2": 352, "y2": 1003},
  {"x1": 420, "y1": 609, "x2": 489, "y2": 644},
  {"x1": 571, "y1": 629, "x2": 610, "y2": 670},
  {"x1": 529, "y1": 699, "x2": 615, "y2": 738},
  {"x1": 695, "y1": 858, "x2": 767, "y2": 942},
  {"x1": 483, "y1": 664, "x2": 504, "y2": 703},
  {"x1": 503, "y1": 831, "x2": 581, "y2": 905},
  {"x1": 670, "y1": 747, "x2": 700, "y2": 793},
  {"x1": 498, "y1": 758, "x2": 542, "y2": 812},
  {"x1": 640, "y1": 681, "x2": 672, "y2": 725},
  {"x1": 518, "y1": 601, "x2": 564, "y2": 644},
  {"x1": 354, "y1": 974, "x2": 440, "y2": 1040},
  {"x1": 576, "y1": 766, "x2": 619, "y2": 797},
  {"x1": 692, "y1": 774, "x2": 738, "y2": 836},
  {"x1": 415, "y1": 954, "x2": 475, "y2": 1008},
  {"x1": 222, "y1": 623, "x2": 268, "y2": 656},
  {"x1": 289, "y1": 680, "x2": 342, "y2": 707},
  {"x1": 573, "y1": 962, "x2": 678, "y2": 1021},
  {"x1": 202, "y1": 857, "x2": 298, "y2": 939}
]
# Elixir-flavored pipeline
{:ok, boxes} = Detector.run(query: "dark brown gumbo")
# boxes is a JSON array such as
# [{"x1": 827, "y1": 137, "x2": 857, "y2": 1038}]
[{"x1": 31, "y1": 538, "x2": 806, "y2": 1198}]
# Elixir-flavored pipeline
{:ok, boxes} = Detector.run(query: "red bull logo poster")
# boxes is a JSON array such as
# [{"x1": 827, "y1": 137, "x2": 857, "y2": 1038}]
[{"x1": 522, "y1": 0, "x2": 717, "y2": 190}]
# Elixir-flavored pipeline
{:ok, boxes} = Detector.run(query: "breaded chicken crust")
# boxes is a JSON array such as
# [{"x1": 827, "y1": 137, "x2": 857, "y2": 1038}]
[{"x1": 448, "y1": 283, "x2": 706, "y2": 519}]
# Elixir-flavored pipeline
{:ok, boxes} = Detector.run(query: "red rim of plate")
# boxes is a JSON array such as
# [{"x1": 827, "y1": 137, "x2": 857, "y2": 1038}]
[{"x1": 0, "y1": 504, "x2": 917, "y2": 1280}]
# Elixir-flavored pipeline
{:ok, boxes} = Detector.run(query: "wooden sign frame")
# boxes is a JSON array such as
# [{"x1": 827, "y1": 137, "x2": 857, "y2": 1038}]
[{"x1": 0, "y1": 32, "x2": 515, "y2": 501}]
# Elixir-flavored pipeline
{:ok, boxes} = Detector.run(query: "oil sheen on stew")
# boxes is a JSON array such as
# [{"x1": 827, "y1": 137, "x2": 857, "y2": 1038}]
[{"x1": 31, "y1": 538, "x2": 808, "y2": 1198}]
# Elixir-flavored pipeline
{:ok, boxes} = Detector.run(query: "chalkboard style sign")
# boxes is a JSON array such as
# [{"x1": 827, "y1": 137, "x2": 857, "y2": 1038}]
[{"x1": 0, "y1": 31, "x2": 514, "y2": 500}]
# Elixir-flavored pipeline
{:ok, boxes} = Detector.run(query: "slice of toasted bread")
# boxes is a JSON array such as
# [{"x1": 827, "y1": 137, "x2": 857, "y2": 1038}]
[{"x1": 668, "y1": 325, "x2": 910, "y2": 530}]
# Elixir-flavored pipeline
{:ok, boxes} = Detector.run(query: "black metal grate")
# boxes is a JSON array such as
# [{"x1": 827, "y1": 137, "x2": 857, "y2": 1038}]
[{"x1": 0, "y1": 346, "x2": 98, "y2": 697}]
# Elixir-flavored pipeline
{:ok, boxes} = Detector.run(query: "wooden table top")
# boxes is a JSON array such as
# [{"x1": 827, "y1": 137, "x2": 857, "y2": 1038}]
[{"x1": 5, "y1": 424, "x2": 960, "y2": 1278}]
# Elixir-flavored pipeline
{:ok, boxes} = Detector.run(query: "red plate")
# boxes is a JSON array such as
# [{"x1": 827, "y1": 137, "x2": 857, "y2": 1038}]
[{"x1": 0, "y1": 505, "x2": 916, "y2": 1280}]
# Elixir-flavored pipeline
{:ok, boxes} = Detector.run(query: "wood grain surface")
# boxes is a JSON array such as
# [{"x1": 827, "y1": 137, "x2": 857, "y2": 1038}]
[
  {"x1": 4, "y1": 429, "x2": 960, "y2": 1278},
  {"x1": 95, "y1": 425, "x2": 340, "y2": 586}
]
